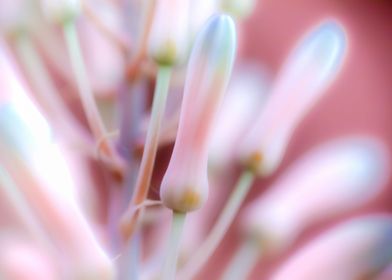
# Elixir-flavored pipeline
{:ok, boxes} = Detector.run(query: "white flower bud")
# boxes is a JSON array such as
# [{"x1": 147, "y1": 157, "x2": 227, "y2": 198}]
[
  {"x1": 239, "y1": 20, "x2": 347, "y2": 176},
  {"x1": 220, "y1": 0, "x2": 257, "y2": 19},
  {"x1": 273, "y1": 215, "x2": 392, "y2": 280},
  {"x1": 242, "y1": 137, "x2": 389, "y2": 254},
  {"x1": 40, "y1": 0, "x2": 81, "y2": 24},
  {"x1": 160, "y1": 15, "x2": 236, "y2": 212},
  {"x1": 148, "y1": 0, "x2": 190, "y2": 65}
]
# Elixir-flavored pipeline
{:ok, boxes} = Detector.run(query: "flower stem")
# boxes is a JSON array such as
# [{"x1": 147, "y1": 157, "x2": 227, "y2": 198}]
[
  {"x1": 162, "y1": 211, "x2": 186, "y2": 280},
  {"x1": 82, "y1": 1, "x2": 130, "y2": 54},
  {"x1": 63, "y1": 20, "x2": 114, "y2": 158},
  {"x1": 121, "y1": 66, "x2": 172, "y2": 239},
  {"x1": 126, "y1": 0, "x2": 156, "y2": 82},
  {"x1": 179, "y1": 170, "x2": 255, "y2": 279},
  {"x1": 221, "y1": 239, "x2": 261, "y2": 280},
  {"x1": 14, "y1": 33, "x2": 91, "y2": 151}
]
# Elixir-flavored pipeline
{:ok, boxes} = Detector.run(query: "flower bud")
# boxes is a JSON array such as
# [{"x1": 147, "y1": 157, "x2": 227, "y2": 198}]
[
  {"x1": 148, "y1": 0, "x2": 190, "y2": 66},
  {"x1": 220, "y1": 0, "x2": 257, "y2": 19},
  {"x1": 242, "y1": 137, "x2": 389, "y2": 254},
  {"x1": 160, "y1": 14, "x2": 236, "y2": 212},
  {"x1": 273, "y1": 215, "x2": 392, "y2": 280},
  {"x1": 209, "y1": 63, "x2": 268, "y2": 170},
  {"x1": 239, "y1": 21, "x2": 347, "y2": 176},
  {"x1": 40, "y1": 0, "x2": 81, "y2": 24},
  {"x1": 0, "y1": 0, "x2": 33, "y2": 35},
  {"x1": 189, "y1": 0, "x2": 218, "y2": 39}
]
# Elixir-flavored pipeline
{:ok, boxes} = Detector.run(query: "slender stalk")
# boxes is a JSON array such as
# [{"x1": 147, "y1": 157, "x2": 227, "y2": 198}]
[
  {"x1": 81, "y1": 0, "x2": 130, "y2": 54},
  {"x1": 117, "y1": 80, "x2": 147, "y2": 161},
  {"x1": 14, "y1": 33, "x2": 92, "y2": 151},
  {"x1": 115, "y1": 81, "x2": 146, "y2": 278},
  {"x1": 221, "y1": 239, "x2": 261, "y2": 280},
  {"x1": 179, "y1": 170, "x2": 255, "y2": 280},
  {"x1": 31, "y1": 20, "x2": 75, "y2": 87},
  {"x1": 126, "y1": 0, "x2": 156, "y2": 82},
  {"x1": 0, "y1": 167, "x2": 49, "y2": 248},
  {"x1": 0, "y1": 167, "x2": 64, "y2": 276},
  {"x1": 121, "y1": 66, "x2": 172, "y2": 239},
  {"x1": 115, "y1": 86, "x2": 145, "y2": 277},
  {"x1": 116, "y1": 161, "x2": 142, "y2": 279},
  {"x1": 63, "y1": 20, "x2": 114, "y2": 158},
  {"x1": 162, "y1": 212, "x2": 186, "y2": 280}
]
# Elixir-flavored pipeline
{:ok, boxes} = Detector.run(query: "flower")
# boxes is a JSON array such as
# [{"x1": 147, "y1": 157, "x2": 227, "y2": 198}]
[
  {"x1": 273, "y1": 215, "x2": 392, "y2": 280},
  {"x1": 239, "y1": 20, "x2": 347, "y2": 176},
  {"x1": 40, "y1": 0, "x2": 81, "y2": 24},
  {"x1": 160, "y1": 14, "x2": 237, "y2": 212},
  {"x1": 220, "y1": 0, "x2": 257, "y2": 19},
  {"x1": 242, "y1": 137, "x2": 389, "y2": 254},
  {"x1": 147, "y1": 0, "x2": 190, "y2": 66}
]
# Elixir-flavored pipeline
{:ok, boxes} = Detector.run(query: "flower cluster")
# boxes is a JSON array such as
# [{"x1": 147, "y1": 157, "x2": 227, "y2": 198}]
[{"x1": 0, "y1": 0, "x2": 391, "y2": 279}]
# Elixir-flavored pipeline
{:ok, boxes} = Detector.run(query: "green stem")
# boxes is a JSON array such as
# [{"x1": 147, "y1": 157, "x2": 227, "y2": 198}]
[
  {"x1": 122, "y1": 66, "x2": 172, "y2": 239},
  {"x1": 63, "y1": 20, "x2": 111, "y2": 155},
  {"x1": 162, "y1": 212, "x2": 186, "y2": 280},
  {"x1": 179, "y1": 170, "x2": 255, "y2": 279},
  {"x1": 221, "y1": 239, "x2": 261, "y2": 280}
]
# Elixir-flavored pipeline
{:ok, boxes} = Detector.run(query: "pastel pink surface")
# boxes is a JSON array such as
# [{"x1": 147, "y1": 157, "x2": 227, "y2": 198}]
[
  {"x1": 272, "y1": 215, "x2": 392, "y2": 280},
  {"x1": 199, "y1": 1, "x2": 392, "y2": 279},
  {"x1": 0, "y1": 40, "x2": 19, "y2": 105}
]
